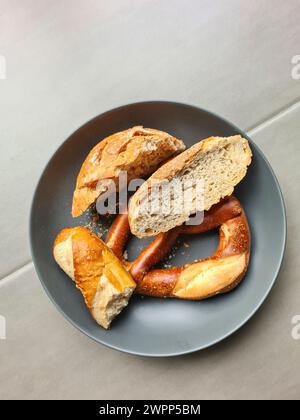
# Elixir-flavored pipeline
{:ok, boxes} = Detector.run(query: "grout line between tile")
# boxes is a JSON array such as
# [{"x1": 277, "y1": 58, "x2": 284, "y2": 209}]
[
  {"x1": 246, "y1": 98, "x2": 300, "y2": 136},
  {"x1": 0, "y1": 261, "x2": 34, "y2": 287},
  {"x1": 1, "y1": 97, "x2": 300, "y2": 286}
]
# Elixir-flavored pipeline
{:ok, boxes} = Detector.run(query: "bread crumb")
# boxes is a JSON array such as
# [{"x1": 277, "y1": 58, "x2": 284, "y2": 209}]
[
  {"x1": 163, "y1": 263, "x2": 172, "y2": 269},
  {"x1": 80, "y1": 207, "x2": 111, "y2": 238}
]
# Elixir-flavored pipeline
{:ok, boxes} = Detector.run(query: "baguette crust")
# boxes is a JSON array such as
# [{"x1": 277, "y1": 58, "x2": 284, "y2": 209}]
[
  {"x1": 53, "y1": 227, "x2": 136, "y2": 329},
  {"x1": 128, "y1": 135, "x2": 252, "y2": 237},
  {"x1": 72, "y1": 126, "x2": 185, "y2": 217}
]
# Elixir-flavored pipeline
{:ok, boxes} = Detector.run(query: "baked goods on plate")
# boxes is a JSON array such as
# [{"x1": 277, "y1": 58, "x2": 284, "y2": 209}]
[
  {"x1": 72, "y1": 126, "x2": 185, "y2": 217},
  {"x1": 54, "y1": 127, "x2": 253, "y2": 329},
  {"x1": 54, "y1": 227, "x2": 135, "y2": 329},
  {"x1": 128, "y1": 135, "x2": 252, "y2": 237}
]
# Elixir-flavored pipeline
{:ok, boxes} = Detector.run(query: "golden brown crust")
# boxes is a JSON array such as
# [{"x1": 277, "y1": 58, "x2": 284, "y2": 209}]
[
  {"x1": 170, "y1": 210, "x2": 250, "y2": 299},
  {"x1": 72, "y1": 126, "x2": 185, "y2": 217},
  {"x1": 70, "y1": 227, "x2": 106, "y2": 308},
  {"x1": 53, "y1": 227, "x2": 136, "y2": 328},
  {"x1": 107, "y1": 196, "x2": 251, "y2": 300}
]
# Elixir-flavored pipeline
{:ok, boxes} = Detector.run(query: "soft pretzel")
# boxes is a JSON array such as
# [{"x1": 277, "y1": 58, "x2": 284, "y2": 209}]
[
  {"x1": 106, "y1": 196, "x2": 250, "y2": 299},
  {"x1": 53, "y1": 227, "x2": 136, "y2": 329},
  {"x1": 72, "y1": 126, "x2": 185, "y2": 217}
]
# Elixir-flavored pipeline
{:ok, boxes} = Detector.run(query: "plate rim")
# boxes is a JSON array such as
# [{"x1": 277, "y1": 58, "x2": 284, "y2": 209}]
[{"x1": 30, "y1": 100, "x2": 287, "y2": 357}]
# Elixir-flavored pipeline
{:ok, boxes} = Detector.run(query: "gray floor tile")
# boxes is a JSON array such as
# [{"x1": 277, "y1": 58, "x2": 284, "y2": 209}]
[
  {"x1": 0, "y1": 98, "x2": 300, "y2": 402},
  {"x1": 1, "y1": 0, "x2": 300, "y2": 276},
  {"x1": 0, "y1": 254, "x2": 298, "y2": 400}
]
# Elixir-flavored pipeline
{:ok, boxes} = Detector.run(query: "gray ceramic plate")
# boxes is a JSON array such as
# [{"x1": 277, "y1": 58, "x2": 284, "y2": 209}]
[{"x1": 30, "y1": 101, "x2": 286, "y2": 357}]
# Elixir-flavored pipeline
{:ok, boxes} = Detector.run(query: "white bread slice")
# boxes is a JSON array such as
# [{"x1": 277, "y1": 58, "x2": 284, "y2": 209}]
[{"x1": 128, "y1": 135, "x2": 252, "y2": 237}]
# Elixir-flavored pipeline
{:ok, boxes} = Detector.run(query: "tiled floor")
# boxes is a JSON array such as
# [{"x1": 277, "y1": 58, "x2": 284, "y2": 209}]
[{"x1": 0, "y1": 0, "x2": 299, "y2": 399}]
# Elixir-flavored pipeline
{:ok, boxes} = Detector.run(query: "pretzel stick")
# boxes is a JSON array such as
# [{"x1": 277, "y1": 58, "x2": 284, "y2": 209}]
[{"x1": 105, "y1": 213, "x2": 130, "y2": 261}]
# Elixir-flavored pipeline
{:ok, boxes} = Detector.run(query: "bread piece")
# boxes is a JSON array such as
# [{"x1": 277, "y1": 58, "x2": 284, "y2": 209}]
[
  {"x1": 53, "y1": 227, "x2": 136, "y2": 329},
  {"x1": 72, "y1": 126, "x2": 185, "y2": 217},
  {"x1": 128, "y1": 135, "x2": 252, "y2": 237}
]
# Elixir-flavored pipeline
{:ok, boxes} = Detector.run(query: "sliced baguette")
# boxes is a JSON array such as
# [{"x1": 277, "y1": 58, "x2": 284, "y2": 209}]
[{"x1": 128, "y1": 135, "x2": 252, "y2": 237}]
